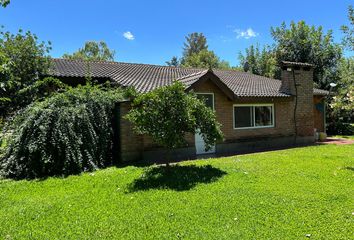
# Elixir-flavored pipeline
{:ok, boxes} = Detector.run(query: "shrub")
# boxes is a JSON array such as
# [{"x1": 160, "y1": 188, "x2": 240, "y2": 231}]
[
  {"x1": 125, "y1": 81, "x2": 223, "y2": 154},
  {"x1": 0, "y1": 85, "x2": 125, "y2": 179}
]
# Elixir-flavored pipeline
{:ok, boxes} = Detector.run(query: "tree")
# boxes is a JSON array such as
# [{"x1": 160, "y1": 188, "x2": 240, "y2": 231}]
[
  {"x1": 125, "y1": 81, "x2": 223, "y2": 159},
  {"x1": 239, "y1": 21, "x2": 342, "y2": 89},
  {"x1": 182, "y1": 32, "x2": 208, "y2": 59},
  {"x1": 271, "y1": 21, "x2": 342, "y2": 88},
  {"x1": 238, "y1": 44, "x2": 277, "y2": 78},
  {"x1": 1, "y1": 84, "x2": 126, "y2": 179},
  {"x1": 166, "y1": 56, "x2": 180, "y2": 67},
  {"x1": 0, "y1": 0, "x2": 9, "y2": 7},
  {"x1": 341, "y1": 5, "x2": 354, "y2": 51},
  {"x1": 63, "y1": 41, "x2": 115, "y2": 61},
  {"x1": 330, "y1": 57, "x2": 354, "y2": 123},
  {"x1": 0, "y1": 28, "x2": 52, "y2": 116}
]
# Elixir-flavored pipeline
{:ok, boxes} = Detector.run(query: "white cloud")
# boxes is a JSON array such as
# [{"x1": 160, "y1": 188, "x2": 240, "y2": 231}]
[
  {"x1": 123, "y1": 31, "x2": 134, "y2": 40},
  {"x1": 234, "y1": 28, "x2": 258, "y2": 39}
]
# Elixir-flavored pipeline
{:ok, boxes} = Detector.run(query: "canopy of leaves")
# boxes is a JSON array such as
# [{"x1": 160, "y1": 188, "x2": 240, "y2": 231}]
[
  {"x1": 182, "y1": 33, "x2": 208, "y2": 58},
  {"x1": 238, "y1": 44, "x2": 277, "y2": 78},
  {"x1": 63, "y1": 41, "x2": 115, "y2": 61},
  {"x1": 0, "y1": 0, "x2": 9, "y2": 7},
  {"x1": 239, "y1": 21, "x2": 342, "y2": 89},
  {"x1": 182, "y1": 49, "x2": 223, "y2": 69},
  {"x1": 341, "y1": 5, "x2": 354, "y2": 51},
  {"x1": 0, "y1": 28, "x2": 52, "y2": 116},
  {"x1": 329, "y1": 57, "x2": 354, "y2": 119},
  {"x1": 166, "y1": 56, "x2": 180, "y2": 67},
  {"x1": 168, "y1": 32, "x2": 232, "y2": 70},
  {"x1": 0, "y1": 85, "x2": 126, "y2": 179},
  {"x1": 125, "y1": 81, "x2": 223, "y2": 151}
]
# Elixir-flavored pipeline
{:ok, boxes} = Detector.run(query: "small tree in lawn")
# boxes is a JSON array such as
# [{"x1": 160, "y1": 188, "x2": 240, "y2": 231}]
[{"x1": 125, "y1": 81, "x2": 223, "y2": 162}]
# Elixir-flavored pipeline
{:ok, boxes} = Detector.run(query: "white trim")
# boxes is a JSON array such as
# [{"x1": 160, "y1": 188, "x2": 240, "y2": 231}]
[
  {"x1": 196, "y1": 93, "x2": 215, "y2": 110},
  {"x1": 233, "y1": 103, "x2": 275, "y2": 130}
]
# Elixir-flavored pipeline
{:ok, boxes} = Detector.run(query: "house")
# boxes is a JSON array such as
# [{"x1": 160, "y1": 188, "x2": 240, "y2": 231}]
[{"x1": 51, "y1": 59, "x2": 328, "y2": 162}]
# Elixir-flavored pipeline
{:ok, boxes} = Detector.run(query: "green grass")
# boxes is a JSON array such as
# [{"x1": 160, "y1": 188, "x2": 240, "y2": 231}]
[{"x1": 1, "y1": 144, "x2": 353, "y2": 239}]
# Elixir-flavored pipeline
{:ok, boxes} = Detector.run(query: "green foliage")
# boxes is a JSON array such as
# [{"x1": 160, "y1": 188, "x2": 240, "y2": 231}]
[
  {"x1": 182, "y1": 49, "x2": 220, "y2": 69},
  {"x1": 0, "y1": 85, "x2": 126, "y2": 179},
  {"x1": 182, "y1": 32, "x2": 208, "y2": 59},
  {"x1": 165, "y1": 56, "x2": 180, "y2": 67},
  {"x1": 63, "y1": 41, "x2": 115, "y2": 61},
  {"x1": 170, "y1": 32, "x2": 232, "y2": 69},
  {"x1": 341, "y1": 5, "x2": 354, "y2": 51},
  {"x1": 0, "y1": 144, "x2": 353, "y2": 239},
  {"x1": 327, "y1": 57, "x2": 354, "y2": 135},
  {"x1": 271, "y1": 21, "x2": 342, "y2": 88},
  {"x1": 239, "y1": 21, "x2": 342, "y2": 89},
  {"x1": 125, "y1": 81, "x2": 223, "y2": 151},
  {"x1": 0, "y1": 28, "x2": 52, "y2": 116},
  {"x1": 0, "y1": 0, "x2": 9, "y2": 7},
  {"x1": 238, "y1": 44, "x2": 277, "y2": 78}
]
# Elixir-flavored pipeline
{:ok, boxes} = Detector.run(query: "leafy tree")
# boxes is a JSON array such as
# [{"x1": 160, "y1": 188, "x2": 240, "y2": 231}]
[
  {"x1": 182, "y1": 32, "x2": 208, "y2": 59},
  {"x1": 63, "y1": 41, "x2": 115, "y2": 61},
  {"x1": 0, "y1": 0, "x2": 9, "y2": 7},
  {"x1": 1, "y1": 84, "x2": 126, "y2": 179},
  {"x1": 330, "y1": 57, "x2": 354, "y2": 122},
  {"x1": 125, "y1": 81, "x2": 223, "y2": 159},
  {"x1": 341, "y1": 5, "x2": 354, "y2": 51},
  {"x1": 239, "y1": 21, "x2": 342, "y2": 89},
  {"x1": 271, "y1": 21, "x2": 342, "y2": 88},
  {"x1": 0, "y1": 28, "x2": 52, "y2": 116},
  {"x1": 238, "y1": 44, "x2": 277, "y2": 78},
  {"x1": 166, "y1": 56, "x2": 180, "y2": 67},
  {"x1": 182, "y1": 49, "x2": 220, "y2": 69}
]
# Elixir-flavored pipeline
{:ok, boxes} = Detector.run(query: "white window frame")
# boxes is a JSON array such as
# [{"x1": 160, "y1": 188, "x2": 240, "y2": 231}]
[
  {"x1": 233, "y1": 103, "x2": 275, "y2": 130},
  {"x1": 196, "y1": 93, "x2": 215, "y2": 110}
]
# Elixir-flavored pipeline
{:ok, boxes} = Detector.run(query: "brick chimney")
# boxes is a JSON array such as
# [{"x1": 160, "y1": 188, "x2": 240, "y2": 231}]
[{"x1": 280, "y1": 61, "x2": 315, "y2": 140}]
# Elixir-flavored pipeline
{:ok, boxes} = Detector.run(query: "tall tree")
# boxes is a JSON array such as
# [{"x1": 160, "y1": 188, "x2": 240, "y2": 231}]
[
  {"x1": 0, "y1": 29, "x2": 52, "y2": 116},
  {"x1": 166, "y1": 56, "x2": 180, "y2": 67},
  {"x1": 341, "y1": 5, "x2": 354, "y2": 51},
  {"x1": 239, "y1": 21, "x2": 342, "y2": 89},
  {"x1": 271, "y1": 21, "x2": 342, "y2": 88},
  {"x1": 63, "y1": 41, "x2": 115, "y2": 61},
  {"x1": 182, "y1": 33, "x2": 208, "y2": 59},
  {"x1": 0, "y1": 0, "x2": 9, "y2": 7},
  {"x1": 238, "y1": 44, "x2": 277, "y2": 78}
]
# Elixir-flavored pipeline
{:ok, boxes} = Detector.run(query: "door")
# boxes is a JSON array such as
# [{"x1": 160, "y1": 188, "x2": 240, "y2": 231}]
[{"x1": 195, "y1": 93, "x2": 216, "y2": 154}]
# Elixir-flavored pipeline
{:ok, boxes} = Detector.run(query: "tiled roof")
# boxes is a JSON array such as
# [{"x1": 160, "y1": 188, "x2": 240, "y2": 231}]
[{"x1": 50, "y1": 58, "x2": 328, "y2": 97}]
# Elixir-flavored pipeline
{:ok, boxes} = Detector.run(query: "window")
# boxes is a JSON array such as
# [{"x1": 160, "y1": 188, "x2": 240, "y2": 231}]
[{"x1": 233, "y1": 104, "x2": 274, "y2": 129}]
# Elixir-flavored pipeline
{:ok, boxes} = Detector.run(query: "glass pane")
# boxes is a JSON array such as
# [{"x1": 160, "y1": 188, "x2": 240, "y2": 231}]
[
  {"x1": 197, "y1": 94, "x2": 213, "y2": 109},
  {"x1": 234, "y1": 106, "x2": 253, "y2": 128},
  {"x1": 254, "y1": 106, "x2": 272, "y2": 126}
]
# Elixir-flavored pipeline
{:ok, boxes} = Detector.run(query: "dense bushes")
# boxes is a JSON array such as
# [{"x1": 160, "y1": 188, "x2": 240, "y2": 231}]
[{"x1": 0, "y1": 85, "x2": 125, "y2": 179}]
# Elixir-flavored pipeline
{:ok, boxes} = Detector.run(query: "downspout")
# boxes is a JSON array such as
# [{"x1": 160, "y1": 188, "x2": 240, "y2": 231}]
[{"x1": 292, "y1": 69, "x2": 298, "y2": 144}]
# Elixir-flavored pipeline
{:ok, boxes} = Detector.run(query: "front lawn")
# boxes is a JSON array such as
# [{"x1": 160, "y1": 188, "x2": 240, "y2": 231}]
[{"x1": 0, "y1": 144, "x2": 353, "y2": 239}]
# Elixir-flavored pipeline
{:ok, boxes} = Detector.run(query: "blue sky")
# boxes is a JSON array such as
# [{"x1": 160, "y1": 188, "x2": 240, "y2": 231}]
[{"x1": 0, "y1": 0, "x2": 352, "y2": 66}]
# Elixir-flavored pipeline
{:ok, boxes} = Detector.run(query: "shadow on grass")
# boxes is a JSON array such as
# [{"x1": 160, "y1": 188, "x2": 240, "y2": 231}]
[
  {"x1": 344, "y1": 166, "x2": 354, "y2": 171},
  {"x1": 128, "y1": 164, "x2": 226, "y2": 192}
]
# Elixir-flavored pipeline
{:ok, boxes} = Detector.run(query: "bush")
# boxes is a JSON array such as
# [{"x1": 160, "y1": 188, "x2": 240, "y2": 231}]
[
  {"x1": 327, "y1": 122, "x2": 354, "y2": 135},
  {"x1": 0, "y1": 85, "x2": 125, "y2": 179}
]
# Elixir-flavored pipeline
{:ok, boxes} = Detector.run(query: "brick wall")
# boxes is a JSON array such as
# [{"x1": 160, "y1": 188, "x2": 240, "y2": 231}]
[
  {"x1": 281, "y1": 65, "x2": 315, "y2": 137},
  {"x1": 192, "y1": 79, "x2": 295, "y2": 143},
  {"x1": 118, "y1": 67, "x2": 317, "y2": 162}
]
